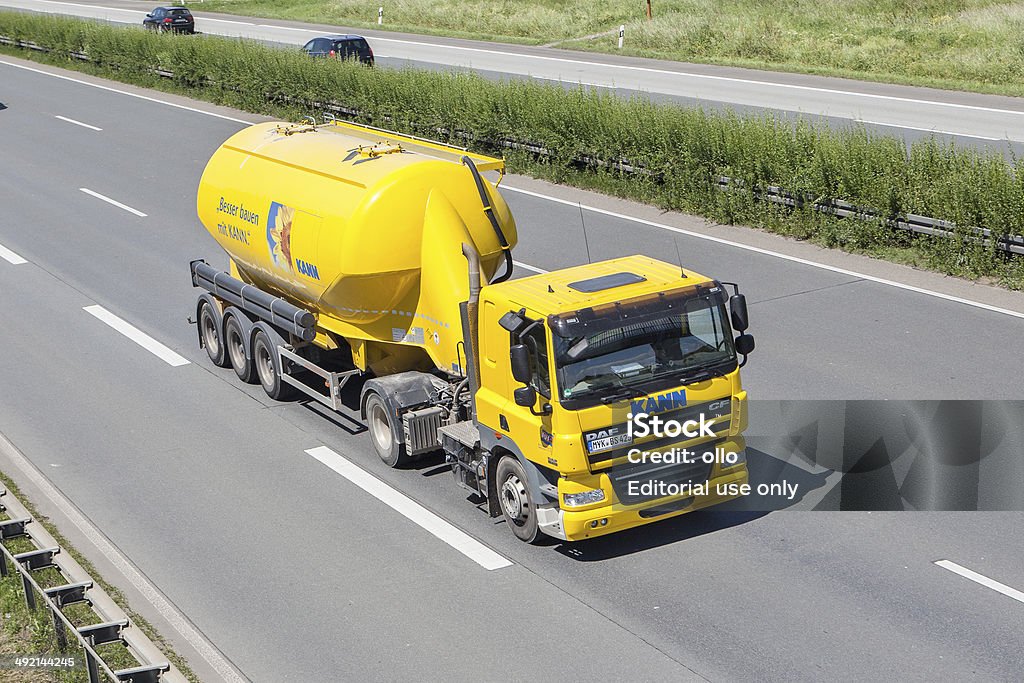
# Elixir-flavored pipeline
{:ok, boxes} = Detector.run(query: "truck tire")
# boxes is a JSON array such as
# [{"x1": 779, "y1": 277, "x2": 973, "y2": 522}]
[
  {"x1": 224, "y1": 314, "x2": 256, "y2": 384},
  {"x1": 198, "y1": 301, "x2": 228, "y2": 368},
  {"x1": 252, "y1": 330, "x2": 294, "y2": 401},
  {"x1": 496, "y1": 456, "x2": 540, "y2": 543},
  {"x1": 365, "y1": 392, "x2": 409, "y2": 468}
]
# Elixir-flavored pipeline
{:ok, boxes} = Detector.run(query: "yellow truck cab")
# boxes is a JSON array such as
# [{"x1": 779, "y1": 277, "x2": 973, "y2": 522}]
[
  {"x1": 471, "y1": 256, "x2": 751, "y2": 541},
  {"x1": 190, "y1": 119, "x2": 754, "y2": 543}
]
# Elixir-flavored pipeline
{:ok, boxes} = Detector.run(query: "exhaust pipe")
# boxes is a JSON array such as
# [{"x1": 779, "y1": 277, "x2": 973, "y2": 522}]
[{"x1": 461, "y1": 243, "x2": 483, "y2": 419}]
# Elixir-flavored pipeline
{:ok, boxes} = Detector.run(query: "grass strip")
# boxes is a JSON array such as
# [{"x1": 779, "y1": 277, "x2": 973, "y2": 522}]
[{"x1": 1, "y1": 11, "x2": 1023, "y2": 289}]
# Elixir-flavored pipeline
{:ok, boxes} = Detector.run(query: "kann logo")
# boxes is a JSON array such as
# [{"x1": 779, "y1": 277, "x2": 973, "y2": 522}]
[
  {"x1": 631, "y1": 389, "x2": 687, "y2": 416},
  {"x1": 296, "y1": 259, "x2": 320, "y2": 280}
]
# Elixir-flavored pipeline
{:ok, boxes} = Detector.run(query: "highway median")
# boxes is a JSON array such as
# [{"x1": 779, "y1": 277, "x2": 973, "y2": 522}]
[{"x1": 2, "y1": 11, "x2": 1022, "y2": 289}]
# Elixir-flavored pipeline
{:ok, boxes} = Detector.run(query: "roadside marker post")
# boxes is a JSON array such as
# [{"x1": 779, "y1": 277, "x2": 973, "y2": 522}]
[
  {"x1": 618, "y1": 25, "x2": 624, "y2": 48},
  {"x1": 378, "y1": 7, "x2": 383, "y2": 24}
]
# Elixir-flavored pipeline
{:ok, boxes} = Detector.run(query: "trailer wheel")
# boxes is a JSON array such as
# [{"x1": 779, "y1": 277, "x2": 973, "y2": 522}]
[
  {"x1": 365, "y1": 393, "x2": 408, "y2": 468},
  {"x1": 253, "y1": 330, "x2": 294, "y2": 401},
  {"x1": 199, "y1": 301, "x2": 228, "y2": 368},
  {"x1": 224, "y1": 315, "x2": 256, "y2": 383},
  {"x1": 496, "y1": 456, "x2": 540, "y2": 543}
]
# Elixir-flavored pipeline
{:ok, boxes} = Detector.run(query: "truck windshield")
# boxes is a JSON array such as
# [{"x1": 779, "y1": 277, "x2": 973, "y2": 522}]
[{"x1": 550, "y1": 288, "x2": 736, "y2": 410}]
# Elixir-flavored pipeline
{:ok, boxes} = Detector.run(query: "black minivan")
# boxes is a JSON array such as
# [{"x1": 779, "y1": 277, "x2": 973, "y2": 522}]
[{"x1": 302, "y1": 35, "x2": 374, "y2": 66}]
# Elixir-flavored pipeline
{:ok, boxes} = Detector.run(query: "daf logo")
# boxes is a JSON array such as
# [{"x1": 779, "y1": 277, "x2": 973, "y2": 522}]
[{"x1": 585, "y1": 427, "x2": 622, "y2": 442}]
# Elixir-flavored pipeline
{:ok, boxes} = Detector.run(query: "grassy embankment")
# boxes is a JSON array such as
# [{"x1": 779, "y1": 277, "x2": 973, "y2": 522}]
[
  {"x1": 198, "y1": 0, "x2": 1024, "y2": 97},
  {"x1": 1, "y1": 11, "x2": 1022, "y2": 289}
]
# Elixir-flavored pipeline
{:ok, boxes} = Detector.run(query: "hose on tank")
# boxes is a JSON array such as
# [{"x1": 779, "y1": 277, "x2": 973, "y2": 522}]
[{"x1": 462, "y1": 156, "x2": 513, "y2": 284}]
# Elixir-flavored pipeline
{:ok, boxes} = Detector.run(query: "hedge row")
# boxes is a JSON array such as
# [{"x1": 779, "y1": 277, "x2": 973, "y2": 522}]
[{"x1": 2, "y1": 11, "x2": 1022, "y2": 288}]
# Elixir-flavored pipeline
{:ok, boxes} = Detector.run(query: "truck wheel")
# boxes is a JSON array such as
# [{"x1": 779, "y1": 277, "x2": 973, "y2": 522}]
[
  {"x1": 496, "y1": 456, "x2": 540, "y2": 543},
  {"x1": 199, "y1": 301, "x2": 228, "y2": 368},
  {"x1": 365, "y1": 393, "x2": 408, "y2": 468},
  {"x1": 252, "y1": 330, "x2": 294, "y2": 401},
  {"x1": 224, "y1": 315, "x2": 256, "y2": 383}
]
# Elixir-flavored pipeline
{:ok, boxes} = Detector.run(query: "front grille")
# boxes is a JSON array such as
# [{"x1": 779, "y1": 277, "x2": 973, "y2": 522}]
[{"x1": 606, "y1": 450, "x2": 716, "y2": 505}]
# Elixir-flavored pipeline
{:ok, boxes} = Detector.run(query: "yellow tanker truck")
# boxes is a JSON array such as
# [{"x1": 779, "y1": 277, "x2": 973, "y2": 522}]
[{"x1": 191, "y1": 119, "x2": 755, "y2": 542}]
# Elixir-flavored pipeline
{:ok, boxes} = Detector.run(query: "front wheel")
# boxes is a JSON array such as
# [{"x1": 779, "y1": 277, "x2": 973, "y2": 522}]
[
  {"x1": 496, "y1": 456, "x2": 540, "y2": 543},
  {"x1": 365, "y1": 393, "x2": 409, "y2": 468}
]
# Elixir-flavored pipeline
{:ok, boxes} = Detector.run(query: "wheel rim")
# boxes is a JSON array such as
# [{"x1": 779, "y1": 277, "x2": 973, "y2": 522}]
[
  {"x1": 227, "y1": 325, "x2": 245, "y2": 370},
  {"x1": 368, "y1": 401, "x2": 392, "y2": 454},
  {"x1": 500, "y1": 472, "x2": 530, "y2": 525},
  {"x1": 200, "y1": 309, "x2": 220, "y2": 358},
  {"x1": 255, "y1": 340, "x2": 275, "y2": 389}
]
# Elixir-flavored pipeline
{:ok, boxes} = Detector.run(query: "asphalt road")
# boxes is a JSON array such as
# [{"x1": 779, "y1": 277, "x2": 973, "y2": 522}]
[
  {"x1": 1, "y1": 57, "x2": 1024, "y2": 682},
  {"x1": 4, "y1": 0, "x2": 1024, "y2": 149}
]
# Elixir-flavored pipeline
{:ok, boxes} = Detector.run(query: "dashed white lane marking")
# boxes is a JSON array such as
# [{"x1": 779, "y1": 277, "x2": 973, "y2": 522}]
[
  {"x1": 935, "y1": 560, "x2": 1024, "y2": 605},
  {"x1": 79, "y1": 188, "x2": 147, "y2": 217},
  {"x1": 0, "y1": 242, "x2": 28, "y2": 265},
  {"x1": 55, "y1": 114, "x2": 102, "y2": 131},
  {"x1": 305, "y1": 446, "x2": 513, "y2": 571},
  {"x1": 514, "y1": 260, "x2": 548, "y2": 274},
  {"x1": 83, "y1": 305, "x2": 190, "y2": 367}
]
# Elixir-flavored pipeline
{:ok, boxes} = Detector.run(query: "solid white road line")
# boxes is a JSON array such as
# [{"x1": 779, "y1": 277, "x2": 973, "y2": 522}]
[
  {"x1": 54, "y1": 114, "x2": 102, "y2": 131},
  {"x1": 855, "y1": 119, "x2": 1001, "y2": 142},
  {"x1": 514, "y1": 260, "x2": 548, "y2": 274},
  {"x1": 257, "y1": 24, "x2": 318, "y2": 32},
  {"x1": 79, "y1": 188, "x2": 148, "y2": 217},
  {"x1": 305, "y1": 446, "x2": 513, "y2": 571},
  {"x1": 83, "y1": 305, "x2": 190, "y2": 367},
  {"x1": 6, "y1": 56, "x2": 1021, "y2": 322},
  {"x1": 502, "y1": 184, "x2": 1024, "y2": 321},
  {"x1": 935, "y1": 560, "x2": 1024, "y2": 605},
  {"x1": 0, "y1": 242, "x2": 28, "y2": 265},
  {"x1": 0, "y1": 60, "x2": 253, "y2": 124},
  {"x1": 0, "y1": 431, "x2": 247, "y2": 683}
]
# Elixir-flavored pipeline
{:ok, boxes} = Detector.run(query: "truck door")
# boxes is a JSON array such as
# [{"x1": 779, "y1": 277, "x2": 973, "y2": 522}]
[{"x1": 500, "y1": 319, "x2": 553, "y2": 464}]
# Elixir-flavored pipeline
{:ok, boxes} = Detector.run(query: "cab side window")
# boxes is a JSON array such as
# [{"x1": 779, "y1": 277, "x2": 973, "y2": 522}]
[{"x1": 524, "y1": 326, "x2": 550, "y2": 398}]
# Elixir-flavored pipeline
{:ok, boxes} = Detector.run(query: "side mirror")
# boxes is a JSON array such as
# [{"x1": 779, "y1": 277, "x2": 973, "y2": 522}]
[
  {"x1": 514, "y1": 386, "x2": 536, "y2": 407},
  {"x1": 510, "y1": 344, "x2": 532, "y2": 384},
  {"x1": 145, "y1": 13, "x2": 152, "y2": 17},
  {"x1": 735, "y1": 333, "x2": 755, "y2": 356},
  {"x1": 730, "y1": 294, "x2": 749, "y2": 332},
  {"x1": 499, "y1": 310, "x2": 528, "y2": 334}
]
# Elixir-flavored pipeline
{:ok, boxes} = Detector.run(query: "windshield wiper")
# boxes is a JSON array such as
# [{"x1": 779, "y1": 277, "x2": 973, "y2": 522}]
[
  {"x1": 599, "y1": 384, "x2": 648, "y2": 404},
  {"x1": 676, "y1": 362, "x2": 731, "y2": 382}
]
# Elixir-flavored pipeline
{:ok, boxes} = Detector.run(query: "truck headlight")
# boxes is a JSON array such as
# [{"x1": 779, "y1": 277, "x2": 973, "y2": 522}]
[{"x1": 563, "y1": 489, "x2": 606, "y2": 507}]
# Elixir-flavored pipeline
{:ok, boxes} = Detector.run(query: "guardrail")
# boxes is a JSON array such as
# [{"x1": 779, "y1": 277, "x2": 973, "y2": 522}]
[
  {"x1": 0, "y1": 486, "x2": 185, "y2": 683},
  {"x1": 2, "y1": 33, "x2": 1022, "y2": 256}
]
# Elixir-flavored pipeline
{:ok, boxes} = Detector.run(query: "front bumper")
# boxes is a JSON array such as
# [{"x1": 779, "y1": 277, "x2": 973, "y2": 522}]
[{"x1": 540, "y1": 461, "x2": 749, "y2": 542}]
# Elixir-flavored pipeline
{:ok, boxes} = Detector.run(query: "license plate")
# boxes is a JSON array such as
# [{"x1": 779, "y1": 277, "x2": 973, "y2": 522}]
[{"x1": 586, "y1": 432, "x2": 632, "y2": 454}]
